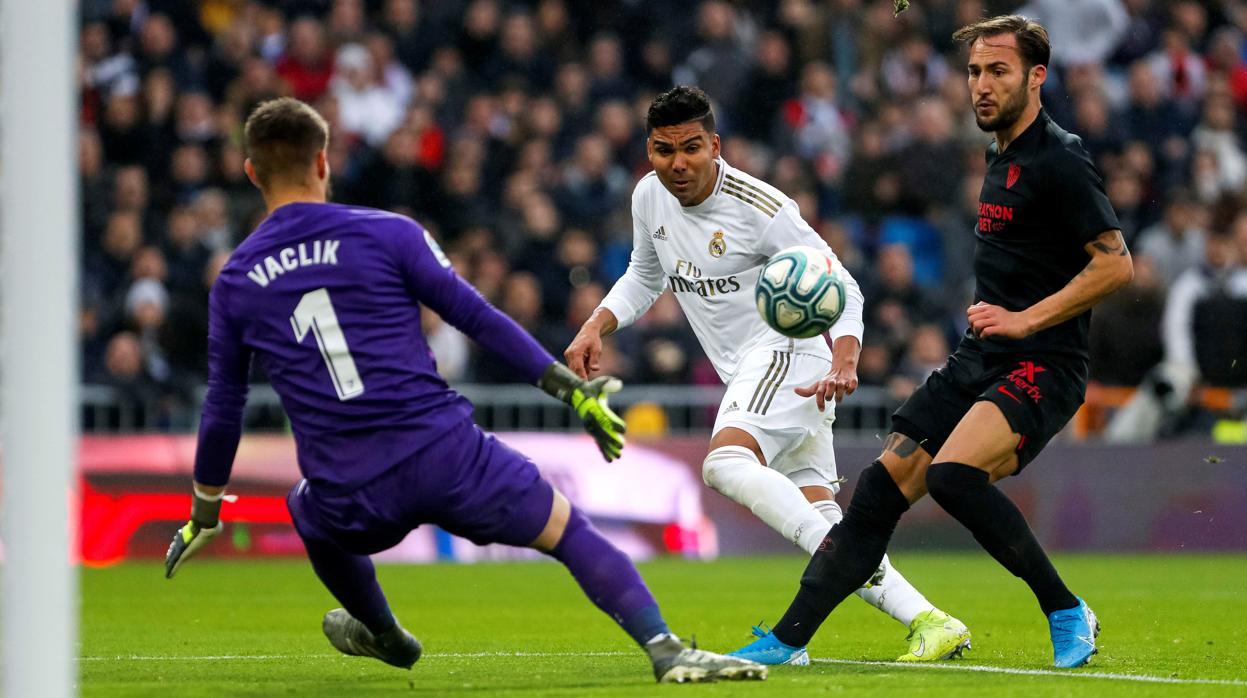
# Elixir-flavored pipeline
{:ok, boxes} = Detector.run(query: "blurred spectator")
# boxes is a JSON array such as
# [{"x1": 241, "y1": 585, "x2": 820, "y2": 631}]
[
  {"x1": 331, "y1": 42, "x2": 408, "y2": 146},
  {"x1": 85, "y1": 211, "x2": 143, "y2": 304},
  {"x1": 1147, "y1": 26, "x2": 1207, "y2": 107},
  {"x1": 192, "y1": 189, "x2": 237, "y2": 251},
  {"x1": 1163, "y1": 230, "x2": 1247, "y2": 389},
  {"x1": 880, "y1": 33, "x2": 948, "y2": 101},
  {"x1": 632, "y1": 291, "x2": 699, "y2": 383},
  {"x1": 81, "y1": 21, "x2": 138, "y2": 107},
  {"x1": 99, "y1": 94, "x2": 148, "y2": 165},
  {"x1": 328, "y1": 0, "x2": 368, "y2": 46},
  {"x1": 1206, "y1": 26, "x2": 1247, "y2": 110},
  {"x1": 842, "y1": 119, "x2": 901, "y2": 222},
  {"x1": 1071, "y1": 92, "x2": 1125, "y2": 161},
  {"x1": 897, "y1": 98, "x2": 960, "y2": 214},
  {"x1": 1124, "y1": 60, "x2": 1193, "y2": 167},
  {"x1": 779, "y1": 62, "x2": 851, "y2": 187},
  {"x1": 136, "y1": 14, "x2": 194, "y2": 86},
  {"x1": 1089, "y1": 254, "x2": 1165, "y2": 386},
  {"x1": 81, "y1": 128, "x2": 112, "y2": 243},
  {"x1": 586, "y1": 33, "x2": 631, "y2": 105},
  {"x1": 1106, "y1": 170, "x2": 1147, "y2": 243},
  {"x1": 1110, "y1": 0, "x2": 1164, "y2": 66},
  {"x1": 932, "y1": 174, "x2": 981, "y2": 306},
  {"x1": 1136, "y1": 188, "x2": 1206, "y2": 285},
  {"x1": 555, "y1": 133, "x2": 629, "y2": 231},
  {"x1": 890, "y1": 323, "x2": 951, "y2": 400},
  {"x1": 459, "y1": 0, "x2": 501, "y2": 74},
  {"x1": 277, "y1": 17, "x2": 333, "y2": 101},
  {"x1": 1189, "y1": 94, "x2": 1247, "y2": 198},
  {"x1": 93, "y1": 331, "x2": 166, "y2": 420},
  {"x1": 737, "y1": 30, "x2": 795, "y2": 142},
  {"x1": 1018, "y1": 0, "x2": 1128, "y2": 69},
  {"x1": 383, "y1": 0, "x2": 438, "y2": 74},
  {"x1": 123, "y1": 278, "x2": 175, "y2": 388},
  {"x1": 672, "y1": 1, "x2": 753, "y2": 111},
  {"x1": 162, "y1": 205, "x2": 212, "y2": 295},
  {"x1": 485, "y1": 11, "x2": 553, "y2": 90},
  {"x1": 864, "y1": 243, "x2": 946, "y2": 358}
]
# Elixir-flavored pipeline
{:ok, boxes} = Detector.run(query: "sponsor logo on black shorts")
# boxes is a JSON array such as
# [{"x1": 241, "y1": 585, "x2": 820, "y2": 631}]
[{"x1": 1003, "y1": 361, "x2": 1045, "y2": 403}]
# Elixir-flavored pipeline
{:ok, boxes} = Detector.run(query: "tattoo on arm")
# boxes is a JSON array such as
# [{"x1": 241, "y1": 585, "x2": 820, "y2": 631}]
[
  {"x1": 883, "y1": 433, "x2": 920, "y2": 458},
  {"x1": 1089, "y1": 230, "x2": 1129, "y2": 257}
]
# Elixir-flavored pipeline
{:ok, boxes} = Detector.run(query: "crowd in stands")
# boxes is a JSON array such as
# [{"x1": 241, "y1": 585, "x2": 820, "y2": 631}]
[{"x1": 78, "y1": 0, "x2": 1247, "y2": 436}]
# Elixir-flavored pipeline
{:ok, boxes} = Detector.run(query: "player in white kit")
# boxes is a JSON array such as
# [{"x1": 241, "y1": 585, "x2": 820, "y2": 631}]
[{"x1": 565, "y1": 87, "x2": 971, "y2": 663}]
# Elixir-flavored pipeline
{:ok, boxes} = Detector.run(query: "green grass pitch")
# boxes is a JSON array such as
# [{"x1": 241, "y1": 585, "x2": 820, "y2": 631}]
[{"x1": 81, "y1": 553, "x2": 1247, "y2": 696}]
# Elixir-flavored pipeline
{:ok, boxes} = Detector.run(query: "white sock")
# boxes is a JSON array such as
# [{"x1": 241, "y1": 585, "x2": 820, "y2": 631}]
[
  {"x1": 812, "y1": 499, "x2": 934, "y2": 628},
  {"x1": 702, "y1": 446, "x2": 831, "y2": 555}
]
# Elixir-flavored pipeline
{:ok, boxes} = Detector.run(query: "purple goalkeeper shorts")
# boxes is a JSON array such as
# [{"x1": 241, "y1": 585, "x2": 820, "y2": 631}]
[{"x1": 286, "y1": 419, "x2": 555, "y2": 555}]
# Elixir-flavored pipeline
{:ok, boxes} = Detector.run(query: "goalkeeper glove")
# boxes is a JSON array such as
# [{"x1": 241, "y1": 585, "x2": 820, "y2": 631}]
[
  {"x1": 539, "y1": 362, "x2": 627, "y2": 462},
  {"x1": 164, "y1": 485, "x2": 228, "y2": 579}
]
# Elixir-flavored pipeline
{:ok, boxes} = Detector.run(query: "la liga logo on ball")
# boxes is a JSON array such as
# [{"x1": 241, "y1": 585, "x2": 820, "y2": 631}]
[{"x1": 755, "y1": 245, "x2": 847, "y2": 339}]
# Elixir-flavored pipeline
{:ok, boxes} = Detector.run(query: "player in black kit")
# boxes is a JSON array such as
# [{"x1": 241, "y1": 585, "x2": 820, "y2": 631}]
[{"x1": 731, "y1": 15, "x2": 1133, "y2": 669}]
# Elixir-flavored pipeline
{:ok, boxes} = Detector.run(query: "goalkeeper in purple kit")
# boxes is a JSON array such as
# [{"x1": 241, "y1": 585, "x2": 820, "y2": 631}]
[{"x1": 162, "y1": 97, "x2": 765, "y2": 684}]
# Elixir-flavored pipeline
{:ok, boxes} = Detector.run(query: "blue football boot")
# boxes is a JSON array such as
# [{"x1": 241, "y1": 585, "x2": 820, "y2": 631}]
[
  {"x1": 728, "y1": 623, "x2": 810, "y2": 666},
  {"x1": 1048, "y1": 598, "x2": 1100, "y2": 668}
]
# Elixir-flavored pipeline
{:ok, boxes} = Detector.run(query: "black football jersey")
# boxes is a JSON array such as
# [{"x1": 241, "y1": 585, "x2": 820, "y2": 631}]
[{"x1": 968, "y1": 109, "x2": 1120, "y2": 360}]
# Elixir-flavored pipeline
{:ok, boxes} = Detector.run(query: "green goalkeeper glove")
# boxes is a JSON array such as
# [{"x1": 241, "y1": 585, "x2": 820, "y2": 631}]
[
  {"x1": 164, "y1": 486, "x2": 228, "y2": 579},
  {"x1": 539, "y1": 362, "x2": 627, "y2": 462}
]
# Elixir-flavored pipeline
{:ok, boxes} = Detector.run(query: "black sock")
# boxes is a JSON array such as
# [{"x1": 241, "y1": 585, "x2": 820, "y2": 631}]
[
  {"x1": 925, "y1": 461, "x2": 1078, "y2": 616},
  {"x1": 772, "y1": 462, "x2": 910, "y2": 648}
]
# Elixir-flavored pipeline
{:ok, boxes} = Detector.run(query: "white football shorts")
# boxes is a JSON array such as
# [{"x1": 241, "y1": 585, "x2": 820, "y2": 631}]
[{"x1": 712, "y1": 347, "x2": 841, "y2": 491}]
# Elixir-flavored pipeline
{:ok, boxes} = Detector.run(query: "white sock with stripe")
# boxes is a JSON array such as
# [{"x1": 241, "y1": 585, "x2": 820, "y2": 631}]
[
  {"x1": 813, "y1": 499, "x2": 934, "y2": 627},
  {"x1": 702, "y1": 446, "x2": 830, "y2": 556}
]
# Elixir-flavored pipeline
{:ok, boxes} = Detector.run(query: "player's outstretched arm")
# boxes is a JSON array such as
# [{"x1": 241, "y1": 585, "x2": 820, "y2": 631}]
[
  {"x1": 538, "y1": 362, "x2": 627, "y2": 462},
  {"x1": 164, "y1": 482, "x2": 228, "y2": 578},
  {"x1": 166, "y1": 283, "x2": 251, "y2": 579},
  {"x1": 968, "y1": 229, "x2": 1134, "y2": 340}
]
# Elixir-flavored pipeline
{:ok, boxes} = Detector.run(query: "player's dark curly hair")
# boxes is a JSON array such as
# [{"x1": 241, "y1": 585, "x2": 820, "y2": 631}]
[
  {"x1": 645, "y1": 86, "x2": 716, "y2": 134},
  {"x1": 952, "y1": 15, "x2": 1050, "y2": 71}
]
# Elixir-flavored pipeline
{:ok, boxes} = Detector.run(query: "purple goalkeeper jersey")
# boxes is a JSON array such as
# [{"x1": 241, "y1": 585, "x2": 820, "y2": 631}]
[{"x1": 193, "y1": 202, "x2": 556, "y2": 491}]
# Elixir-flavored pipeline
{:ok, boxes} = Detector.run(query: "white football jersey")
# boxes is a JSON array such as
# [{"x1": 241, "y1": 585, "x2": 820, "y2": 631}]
[{"x1": 600, "y1": 158, "x2": 864, "y2": 381}]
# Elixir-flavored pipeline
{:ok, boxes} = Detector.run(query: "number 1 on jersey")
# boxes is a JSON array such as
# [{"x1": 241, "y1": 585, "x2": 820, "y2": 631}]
[{"x1": 290, "y1": 288, "x2": 365, "y2": 400}]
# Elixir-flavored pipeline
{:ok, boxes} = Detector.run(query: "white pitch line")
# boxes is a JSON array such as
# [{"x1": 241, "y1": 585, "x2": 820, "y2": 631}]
[
  {"x1": 813, "y1": 658, "x2": 1247, "y2": 688},
  {"x1": 79, "y1": 651, "x2": 1247, "y2": 687}
]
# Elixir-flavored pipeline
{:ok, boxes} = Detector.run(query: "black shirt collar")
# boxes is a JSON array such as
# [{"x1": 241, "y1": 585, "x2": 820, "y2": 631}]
[{"x1": 989, "y1": 108, "x2": 1048, "y2": 158}]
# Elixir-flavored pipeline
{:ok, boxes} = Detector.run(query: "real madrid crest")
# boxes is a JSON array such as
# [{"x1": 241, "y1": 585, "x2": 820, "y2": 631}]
[{"x1": 708, "y1": 230, "x2": 727, "y2": 258}]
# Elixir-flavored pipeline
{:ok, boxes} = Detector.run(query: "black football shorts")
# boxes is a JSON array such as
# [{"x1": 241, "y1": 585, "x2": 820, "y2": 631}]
[{"x1": 891, "y1": 343, "x2": 1088, "y2": 472}]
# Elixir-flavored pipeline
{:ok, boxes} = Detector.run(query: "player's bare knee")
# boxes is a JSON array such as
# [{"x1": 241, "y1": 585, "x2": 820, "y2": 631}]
[{"x1": 876, "y1": 455, "x2": 928, "y2": 501}]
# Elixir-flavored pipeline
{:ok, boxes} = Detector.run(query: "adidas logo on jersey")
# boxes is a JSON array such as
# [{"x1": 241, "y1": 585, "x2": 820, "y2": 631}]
[
  {"x1": 723, "y1": 401, "x2": 739, "y2": 413},
  {"x1": 652, "y1": 226, "x2": 668, "y2": 241}
]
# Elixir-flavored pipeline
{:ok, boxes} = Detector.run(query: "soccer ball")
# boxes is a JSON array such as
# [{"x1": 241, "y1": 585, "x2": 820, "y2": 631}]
[{"x1": 755, "y1": 245, "x2": 846, "y2": 339}]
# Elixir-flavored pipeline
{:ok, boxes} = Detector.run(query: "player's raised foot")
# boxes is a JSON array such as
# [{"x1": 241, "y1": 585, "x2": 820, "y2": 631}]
[
  {"x1": 646, "y1": 633, "x2": 768, "y2": 683},
  {"x1": 896, "y1": 609, "x2": 971, "y2": 662},
  {"x1": 322, "y1": 609, "x2": 423, "y2": 669},
  {"x1": 727, "y1": 624, "x2": 810, "y2": 666},
  {"x1": 1049, "y1": 598, "x2": 1100, "y2": 668}
]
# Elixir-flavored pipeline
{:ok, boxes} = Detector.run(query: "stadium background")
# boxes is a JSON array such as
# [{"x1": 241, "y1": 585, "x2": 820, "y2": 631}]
[{"x1": 74, "y1": 0, "x2": 1247, "y2": 562}]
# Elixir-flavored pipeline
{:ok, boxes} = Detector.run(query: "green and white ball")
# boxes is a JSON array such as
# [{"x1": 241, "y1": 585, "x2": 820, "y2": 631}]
[{"x1": 755, "y1": 245, "x2": 847, "y2": 339}]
